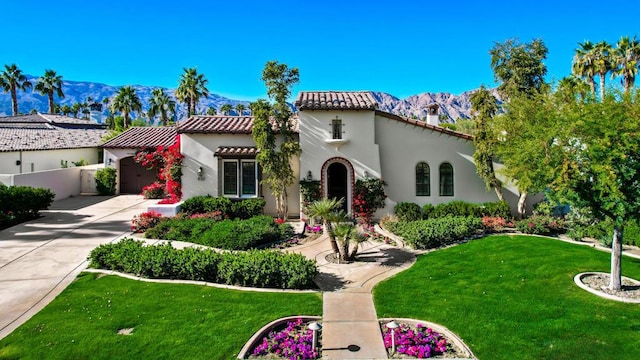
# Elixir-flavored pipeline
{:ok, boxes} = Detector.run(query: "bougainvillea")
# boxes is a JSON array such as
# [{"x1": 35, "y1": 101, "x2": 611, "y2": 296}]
[
  {"x1": 352, "y1": 177, "x2": 387, "y2": 224},
  {"x1": 252, "y1": 318, "x2": 319, "y2": 359},
  {"x1": 382, "y1": 323, "x2": 449, "y2": 358},
  {"x1": 134, "y1": 135, "x2": 183, "y2": 204},
  {"x1": 131, "y1": 211, "x2": 164, "y2": 232}
]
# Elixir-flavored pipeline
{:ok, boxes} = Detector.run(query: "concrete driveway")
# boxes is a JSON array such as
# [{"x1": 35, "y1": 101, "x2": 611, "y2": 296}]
[{"x1": 0, "y1": 195, "x2": 152, "y2": 340}]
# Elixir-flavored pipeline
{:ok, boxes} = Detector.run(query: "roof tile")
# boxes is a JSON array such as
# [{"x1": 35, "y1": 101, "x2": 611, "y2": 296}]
[
  {"x1": 214, "y1": 146, "x2": 259, "y2": 157},
  {"x1": 295, "y1": 91, "x2": 378, "y2": 110},
  {"x1": 101, "y1": 127, "x2": 177, "y2": 149},
  {"x1": 178, "y1": 115, "x2": 299, "y2": 134}
]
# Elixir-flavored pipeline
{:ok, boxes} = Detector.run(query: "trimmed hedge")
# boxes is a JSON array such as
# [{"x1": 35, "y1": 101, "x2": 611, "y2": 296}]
[
  {"x1": 394, "y1": 200, "x2": 512, "y2": 220},
  {"x1": 386, "y1": 216, "x2": 482, "y2": 249},
  {"x1": 145, "y1": 215, "x2": 292, "y2": 250},
  {"x1": 395, "y1": 202, "x2": 422, "y2": 222},
  {"x1": 0, "y1": 184, "x2": 55, "y2": 229},
  {"x1": 180, "y1": 196, "x2": 265, "y2": 219},
  {"x1": 88, "y1": 238, "x2": 317, "y2": 289}
]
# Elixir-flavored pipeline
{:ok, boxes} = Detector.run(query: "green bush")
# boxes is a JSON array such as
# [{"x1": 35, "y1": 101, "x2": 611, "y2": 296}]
[
  {"x1": 199, "y1": 215, "x2": 283, "y2": 250},
  {"x1": 386, "y1": 216, "x2": 482, "y2": 249},
  {"x1": 231, "y1": 198, "x2": 266, "y2": 219},
  {"x1": 145, "y1": 217, "x2": 218, "y2": 241},
  {"x1": 95, "y1": 167, "x2": 117, "y2": 195},
  {"x1": 515, "y1": 215, "x2": 566, "y2": 235},
  {"x1": 479, "y1": 201, "x2": 512, "y2": 218},
  {"x1": 180, "y1": 196, "x2": 264, "y2": 219},
  {"x1": 422, "y1": 204, "x2": 435, "y2": 219},
  {"x1": 0, "y1": 185, "x2": 55, "y2": 226},
  {"x1": 420, "y1": 200, "x2": 511, "y2": 219},
  {"x1": 394, "y1": 202, "x2": 422, "y2": 222},
  {"x1": 88, "y1": 238, "x2": 317, "y2": 289}
]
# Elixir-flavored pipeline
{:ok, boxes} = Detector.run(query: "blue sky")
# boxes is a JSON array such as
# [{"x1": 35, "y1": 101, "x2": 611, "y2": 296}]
[{"x1": 3, "y1": 0, "x2": 639, "y2": 100}]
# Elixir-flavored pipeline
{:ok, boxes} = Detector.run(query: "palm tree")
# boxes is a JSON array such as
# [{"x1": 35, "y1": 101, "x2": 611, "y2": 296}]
[
  {"x1": 572, "y1": 41, "x2": 597, "y2": 97},
  {"x1": 175, "y1": 67, "x2": 209, "y2": 116},
  {"x1": 306, "y1": 198, "x2": 344, "y2": 255},
  {"x1": 34, "y1": 69, "x2": 64, "y2": 113},
  {"x1": 613, "y1": 36, "x2": 640, "y2": 93},
  {"x1": 60, "y1": 104, "x2": 72, "y2": 116},
  {"x1": 220, "y1": 103, "x2": 233, "y2": 115},
  {"x1": 557, "y1": 75, "x2": 591, "y2": 102},
  {"x1": 111, "y1": 85, "x2": 142, "y2": 128},
  {"x1": 206, "y1": 106, "x2": 217, "y2": 115},
  {"x1": 71, "y1": 103, "x2": 81, "y2": 118},
  {"x1": 592, "y1": 41, "x2": 613, "y2": 101},
  {"x1": 0, "y1": 64, "x2": 32, "y2": 115},
  {"x1": 148, "y1": 88, "x2": 176, "y2": 126},
  {"x1": 235, "y1": 103, "x2": 246, "y2": 116}
]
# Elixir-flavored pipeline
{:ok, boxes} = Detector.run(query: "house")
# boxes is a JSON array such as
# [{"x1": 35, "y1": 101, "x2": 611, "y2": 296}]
[
  {"x1": 102, "y1": 126, "x2": 177, "y2": 194},
  {"x1": 177, "y1": 91, "x2": 520, "y2": 217},
  {"x1": 0, "y1": 113, "x2": 108, "y2": 174}
]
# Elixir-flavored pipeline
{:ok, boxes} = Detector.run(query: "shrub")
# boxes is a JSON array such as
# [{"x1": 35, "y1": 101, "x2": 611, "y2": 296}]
[
  {"x1": 482, "y1": 216, "x2": 514, "y2": 232},
  {"x1": 0, "y1": 185, "x2": 55, "y2": 222},
  {"x1": 421, "y1": 204, "x2": 435, "y2": 219},
  {"x1": 95, "y1": 167, "x2": 117, "y2": 195},
  {"x1": 479, "y1": 201, "x2": 512, "y2": 218},
  {"x1": 141, "y1": 182, "x2": 164, "y2": 199},
  {"x1": 231, "y1": 198, "x2": 266, "y2": 219},
  {"x1": 131, "y1": 211, "x2": 164, "y2": 233},
  {"x1": 515, "y1": 215, "x2": 566, "y2": 235},
  {"x1": 144, "y1": 216, "x2": 218, "y2": 241},
  {"x1": 88, "y1": 238, "x2": 317, "y2": 289},
  {"x1": 394, "y1": 202, "x2": 422, "y2": 222},
  {"x1": 387, "y1": 216, "x2": 482, "y2": 249},
  {"x1": 181, "y1": 196, "x2": 263, "y2": 219},
  {"x1": 199, "y1": 215, "x2": 283, "y2": 250}
]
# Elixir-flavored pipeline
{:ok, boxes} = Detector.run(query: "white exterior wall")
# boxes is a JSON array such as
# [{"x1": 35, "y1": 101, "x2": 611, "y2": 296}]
[
  {"x1": 0, "y1": 148, "x2": 101, "y2": 174},
  {"x1": 374, "y1": 114, "x2": 512, "y2": 212},
  {"x1": 180, "y1": 133, "x2": 300, "y2": 217},
  {"x1": 103, "y1": 148, "x2": 137, "y2": 195},
  {"x1": 0, "y1": 165, "x2": 102, "y2": 200}
]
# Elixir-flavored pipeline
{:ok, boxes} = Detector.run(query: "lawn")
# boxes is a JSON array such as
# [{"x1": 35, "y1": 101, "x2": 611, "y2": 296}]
[
  {"x1": 0, "y1": 273, "x2": 322, "y2": 360},
  {"x1": 374, "y1": 234, "x2": 640, "y2": 360}
]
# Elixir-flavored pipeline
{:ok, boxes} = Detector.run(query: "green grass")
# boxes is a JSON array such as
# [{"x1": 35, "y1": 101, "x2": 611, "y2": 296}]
[
  {"x1": 374, "y1": 234, "x2": 640, "y2": 360},
  {"x1": 0, "y1": 273, "x2": 322, "y2": 360}
]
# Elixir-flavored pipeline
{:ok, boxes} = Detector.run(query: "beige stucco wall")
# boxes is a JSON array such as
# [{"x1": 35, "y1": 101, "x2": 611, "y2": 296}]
[
  {"x1": 180, "y1": 133, "x2": 300, "y2": 217},
  {"x1": 0, "y1": 148, "x2": 101, "y2": 174},
  {"x1": 103, "y1": 148, "x2": 137, "y2": 195}
]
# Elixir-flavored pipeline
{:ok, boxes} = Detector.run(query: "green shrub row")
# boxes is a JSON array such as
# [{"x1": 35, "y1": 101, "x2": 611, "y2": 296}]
[
  {"x1": 145, "y1": 215, "x2": 292, "y2": 250},
  {"x1": 566, "y1": 218, "x2": 640, "y2": 246},
  {"x1": 180, "y1": 196, "x2": 265, "y2": 219},
  {"x1": 386, "y1": 216, "x2": 482, "y2": 249},
  {"x1": 515, "y1": 215, "x2": 566, "y2": 235},
  {"x1": 394, "y1": 200, "x2": 511, "y2": 222},
  {"x1": 0, "y1": 184, "x2": 55, "y2": 229},
  {"x1": 88, "y1": 238, "x2": 317, "y2": 289}
]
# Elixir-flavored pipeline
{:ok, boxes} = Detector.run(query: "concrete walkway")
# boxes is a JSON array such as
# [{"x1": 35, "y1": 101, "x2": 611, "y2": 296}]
[
  {"x1": 288, "y1": 235, "x2": 418, "y2": 359},
  {"x1": 0, "y1": 195, "x2": 153, "y2": 340}
]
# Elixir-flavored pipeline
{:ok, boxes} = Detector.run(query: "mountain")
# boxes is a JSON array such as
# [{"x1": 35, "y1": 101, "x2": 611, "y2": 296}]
[{"x1": 0, "y1": 76, "x2": 498, "y2": 122}]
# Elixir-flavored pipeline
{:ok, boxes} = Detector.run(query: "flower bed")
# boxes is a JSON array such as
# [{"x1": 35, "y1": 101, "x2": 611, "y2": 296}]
[{"x1": 250, "y1": 317, "x2": 321, "y2": 359}]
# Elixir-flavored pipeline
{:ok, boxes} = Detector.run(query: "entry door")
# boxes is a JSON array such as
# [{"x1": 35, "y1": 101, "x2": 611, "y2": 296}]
[{"x1": 327, "y1": 162, "x2": 348, "y2": 213}]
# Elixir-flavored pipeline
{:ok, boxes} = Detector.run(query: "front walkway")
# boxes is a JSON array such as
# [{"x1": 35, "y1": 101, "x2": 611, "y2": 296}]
[{"x1": 0, "y1": 195, "x2": 153, "y2": 340}]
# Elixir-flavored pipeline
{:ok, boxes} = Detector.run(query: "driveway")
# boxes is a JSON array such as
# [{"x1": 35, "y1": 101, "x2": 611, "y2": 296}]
[{"x1": 0, "y1": 195, "x2": 152, "y2": 340}]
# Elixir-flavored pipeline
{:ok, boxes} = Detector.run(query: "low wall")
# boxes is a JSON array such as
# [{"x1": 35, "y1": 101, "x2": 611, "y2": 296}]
[{"x1": 0, "y1": 164, "x2": 103, "y2": 200}]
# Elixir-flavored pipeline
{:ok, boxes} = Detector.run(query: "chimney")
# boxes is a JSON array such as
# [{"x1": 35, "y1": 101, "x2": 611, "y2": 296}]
[{"x1": 426, "y1": 103, "x2": 439, "y2": 126}]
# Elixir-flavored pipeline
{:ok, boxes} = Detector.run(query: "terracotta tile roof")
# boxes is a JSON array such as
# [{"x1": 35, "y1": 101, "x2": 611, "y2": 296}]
[
  {"x1": 374, "y1": 110, "x2": 474, "y2": 141},
  {"x1": 0, "y1": 127, "x2": 109, "y2": 152},
  {"x1": 214, "y1": 146, "x2": 259, "y2": 157},
  {"x1": 0, "y1": 113, "x2": 103, "y2": 127},
  {"x1": 178, "y1": 115, "x2": 299, "y2": 134},
  {"x1": 101, "y1": 127, "x2": 178, "y2": 149},
  {"x1": 295, "y1": 91, "x2": 378, "y2": 110}
]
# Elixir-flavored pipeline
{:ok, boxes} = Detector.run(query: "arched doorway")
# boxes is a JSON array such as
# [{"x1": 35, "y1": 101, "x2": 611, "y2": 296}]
[
  {"x1": 119, "y1": 156, "x2": 157, "y2": 194},
  {"x1": 327, "y1": 162, "x2": 348, "y2": 213}
]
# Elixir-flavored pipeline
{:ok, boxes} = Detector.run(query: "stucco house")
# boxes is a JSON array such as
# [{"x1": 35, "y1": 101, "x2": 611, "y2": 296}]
[
  {"x1": 177, "y1": 91, "x2": 520, "y2": 217},
  {"x1": 0, "y1": 113, "x2": 108, "y2": 174}
]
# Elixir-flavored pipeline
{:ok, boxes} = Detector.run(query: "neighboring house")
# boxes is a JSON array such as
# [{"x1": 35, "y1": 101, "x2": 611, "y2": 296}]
[
  {"x1": 0, "y1": 113, "x2": 108, "y2": 174},
  {"x1": 177, "y1": 91, "x2": 521, "y2": 217},
  {"x1": 102, "y1": 126, "x2": 177, "y2": 194}
]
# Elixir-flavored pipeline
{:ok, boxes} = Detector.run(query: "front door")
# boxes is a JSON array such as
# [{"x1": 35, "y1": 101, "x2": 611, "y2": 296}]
[{"x1": 327, "y1": 162, "x2": 348, "y2": 213}]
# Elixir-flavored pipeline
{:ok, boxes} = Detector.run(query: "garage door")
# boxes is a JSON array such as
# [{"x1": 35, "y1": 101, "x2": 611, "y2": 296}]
[{"x1": 119, "y1": 156, "x2": 157, "y2": 194}]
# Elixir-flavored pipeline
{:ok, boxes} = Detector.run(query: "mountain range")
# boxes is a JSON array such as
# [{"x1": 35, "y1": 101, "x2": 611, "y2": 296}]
[{"x1": 0, "y1": 76, "x2": 497, "y2": 122}]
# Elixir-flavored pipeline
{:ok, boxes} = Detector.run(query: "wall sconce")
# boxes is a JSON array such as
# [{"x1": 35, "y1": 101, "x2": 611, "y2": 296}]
[
  {"x1": 306, "y1": 170, "x2": 313, "y2": 181},
  {"x1": 364, "y1": 170, "x2": 370, "y2": 178},
  {"x1": 197, "y1": 166, "x2": 205, "y2": 181},
  {"x1": 107, "y1": 158, "x2": 112, "y2": 166}
]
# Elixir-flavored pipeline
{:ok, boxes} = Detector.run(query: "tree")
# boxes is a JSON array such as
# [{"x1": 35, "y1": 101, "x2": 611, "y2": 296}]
[
  {"x1": 111, "y1": 85, "x2": 142, "y2": 128},
  {"x1": 550, "y1": 90, "x2": 640, "y2": 290},
  {"x1": 235, "y1": 103, "x2": 246, "y2": 116},
  {"x1": 556, "y1": 75, "x2": 591, "y2": 103},
  {"x1": 306, "y1": 198, "x2": 343, "y2": 255},
  {"x1": 592, "y1": 41, "x2": 613, "y2": 101},
  {"x1": 489, "y1": 38, "x2": 548, "y2": 100},
  {"x1": 71, "y1": 103, "x2": 81, "y2": 118},
  {"x1": 470, "y1": 85, "x2": 504, "y2": 201},
  {"x1": 175, "y1": 67, "x2": 209, "y2": 116},
  {"x1": 572, "y1": 41, "x2": 597, "y2": 97},
  {"x1": 251, "y1": 61, "x2": 301, "y2": 219},
  {"x1": 206, "y1": 106, "x2": 217, "y2": 115},
  {"x1": 60, "y1": 104, "x2": 72, "y2": 116},
  {"x1": 613, "y1": 36, "x2": 640, "y2": 93},
  {"x1": 148, "y1": 88, "x2": 176, "y2": 126},
  {"x1": 220, "y1": 103, "x2": 233, "y2": 115},
  {"x1": 0, "y1": 64, "x2": 32, "y2": 115},
  {"x1": 34, "y1": 69, "x2": 64, "y2": 113}
]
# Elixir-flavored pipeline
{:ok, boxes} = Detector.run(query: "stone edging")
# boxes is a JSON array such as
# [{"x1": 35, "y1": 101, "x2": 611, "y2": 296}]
[
  {"x1": 379, "y1": 318, "x2": 477, "y2": 359},
  {"x1": 83, "y1": 269, "x2": 320, "y2": 294},
  {"x1": 573, "y1": 272, "x2": 640, "y2": 304},
  {"x1": 236, "y1": 315, "x2": 322, "y2": 359}
]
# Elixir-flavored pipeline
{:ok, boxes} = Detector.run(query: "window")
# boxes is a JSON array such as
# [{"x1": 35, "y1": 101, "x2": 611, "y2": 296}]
[
  {"x1": 332, "y1": 118, "x2": 343, "y2": 139},
  {"x1": 223, "y1": 160, "x2": 258, "y2": 197},
  {"x1": 439, "y1": 163, "x2": 454, "y2": 196},
  {"x1": 416, "y1": 162, "x2": 430, "y2": 196}
]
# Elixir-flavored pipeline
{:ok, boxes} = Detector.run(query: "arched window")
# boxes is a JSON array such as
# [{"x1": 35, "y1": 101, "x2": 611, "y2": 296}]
[
  {"x1": 439, "y1": 163, "x2": 454, "y2": 196},
  {"x1": 415, "y1": 162, "x2": 430, "y2": 196}
]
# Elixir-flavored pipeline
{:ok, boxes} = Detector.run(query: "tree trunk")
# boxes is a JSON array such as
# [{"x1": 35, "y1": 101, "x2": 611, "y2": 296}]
[
  {"x1": 123, "y1": 112, "x2": 129, "y2": 128},
  {"x1": 517, "y1": 192, "x2": 527, "y2": 218},
  {"x1": 48, "y1": 93, "x2": 55, "y2": 114},
  {"x1": 324, "y1": 220, "x2": 340, "y2": 255},
  {"x1": 609, "y1": 224, "x2": 623, "y2": 290},
  {"x1": 588, "y1": 77, "x2": 595, "y2": 98},
  {"x1": 11, "y1": 87, "x2": 18, "y2": 115},
  {"x1": 599, "y1": 72, "x2": 606, "y2": 102},
  {"x1": 281, "y1": 187, "x2": 288, "y2": 220},
  {"x1": 340, "y1": 236, "x2": 349, "y2": 261},
  {"x1": 493, "y1": 184, "x2": 504, "y2": 202}
]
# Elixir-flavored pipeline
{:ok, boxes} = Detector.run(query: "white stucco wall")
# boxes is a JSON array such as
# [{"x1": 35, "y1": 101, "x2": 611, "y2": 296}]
[
  {"x1": 103, "y1": 148, "x2": 137, "y2": 195},
  {"x1": 180, "y1": 133, "x2": 300, "y2": 217},
  {"x1": 0, "y1": 148, "x2": 101, "y2": 174},
  {"x1": 0, "y1": 165, "x2": 103, "y2": 200}
]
